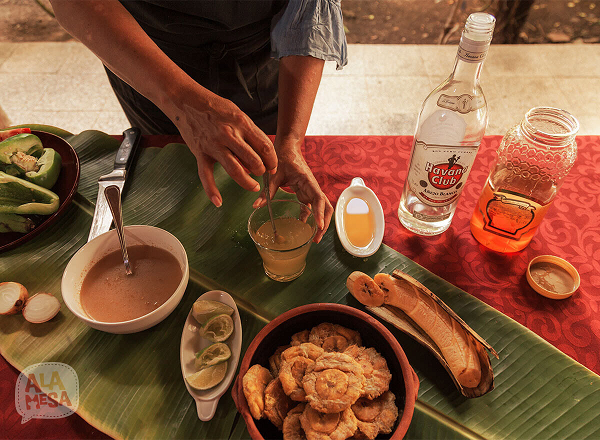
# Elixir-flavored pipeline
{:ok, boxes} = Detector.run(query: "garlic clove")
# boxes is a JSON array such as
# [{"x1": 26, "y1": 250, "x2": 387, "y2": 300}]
[
  {"x1": 0, "y1": 282, "x2": 29, "y2": 315},
  {"x1": 22, "y1": 293, "x2": 61, "y2": 323}
]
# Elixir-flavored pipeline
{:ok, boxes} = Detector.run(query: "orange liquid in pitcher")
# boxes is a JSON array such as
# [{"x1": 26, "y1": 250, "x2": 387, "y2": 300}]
[
  {"x1": 470, "y1": 181, "x2": 552, "y2": 253},
  {"x1": 344, "y1": 197, "x2": 375, "y2": 248}
]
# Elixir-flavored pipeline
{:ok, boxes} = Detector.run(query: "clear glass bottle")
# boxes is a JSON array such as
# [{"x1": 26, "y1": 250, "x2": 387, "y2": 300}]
[
  {"x1": 470, "y1": 107, "x2": 579, "y2": 253},
  {"x1": 398, "y1": 12, "x2": 496, "y2": 235}
]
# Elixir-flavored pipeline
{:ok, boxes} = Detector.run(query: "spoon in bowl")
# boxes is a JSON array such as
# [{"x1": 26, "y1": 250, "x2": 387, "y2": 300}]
[{"x1": 105, "y1": 185, "x2": 133, "y2": 275}]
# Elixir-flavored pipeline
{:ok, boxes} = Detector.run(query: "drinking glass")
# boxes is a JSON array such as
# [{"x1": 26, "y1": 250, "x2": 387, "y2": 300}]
[{"x1": 248, "y1": 200, "x2": 316, "y2": 282}]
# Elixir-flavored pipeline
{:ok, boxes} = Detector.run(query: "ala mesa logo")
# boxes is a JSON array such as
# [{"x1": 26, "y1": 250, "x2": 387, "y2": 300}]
[{"x1": 15, "y1": 362, "x2": 79, "y2": 424}]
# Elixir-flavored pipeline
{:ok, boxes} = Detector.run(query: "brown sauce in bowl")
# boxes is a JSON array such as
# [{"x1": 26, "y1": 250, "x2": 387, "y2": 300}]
[{"x1": 80, "y1": 245, "x2": 182, "y2": 322}]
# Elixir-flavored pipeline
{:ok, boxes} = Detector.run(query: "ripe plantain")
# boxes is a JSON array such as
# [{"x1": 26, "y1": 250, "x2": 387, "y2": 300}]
[{"x1": 346, "y1": 271, "x2": 385, "y2": 307}]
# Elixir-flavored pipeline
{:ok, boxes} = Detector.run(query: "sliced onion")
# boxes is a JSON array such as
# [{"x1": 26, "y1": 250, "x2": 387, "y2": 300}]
[
  {"x1": 0, "y1": 282, "x2": 29, "y2": 315},
  {"x1": 22, "y1": 293, "x2": 61, "y2": 323}
]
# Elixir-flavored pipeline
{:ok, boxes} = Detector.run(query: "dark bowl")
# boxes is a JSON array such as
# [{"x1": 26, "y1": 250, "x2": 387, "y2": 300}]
[
  {"x1": 0, "y1": 130, "x2": 80, "y2": 252},
  {"x1": 232, "y1": 303, "x2": 419, "y2": 440}
]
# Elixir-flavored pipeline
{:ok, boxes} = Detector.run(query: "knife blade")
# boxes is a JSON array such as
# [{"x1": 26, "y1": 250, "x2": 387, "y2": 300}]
[{"x1": 88, "y1": 127, "x2": 141, "y2": 242}]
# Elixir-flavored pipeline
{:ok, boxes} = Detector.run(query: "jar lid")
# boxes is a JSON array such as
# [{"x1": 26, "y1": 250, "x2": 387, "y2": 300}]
[{"x1": 526, "y1": 255, "x2": 580, "y2": 299}]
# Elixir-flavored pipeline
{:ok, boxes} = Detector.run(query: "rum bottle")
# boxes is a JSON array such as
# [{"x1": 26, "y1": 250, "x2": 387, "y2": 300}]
[{"x1": 398, "y1": 12, "x2": 496, "y2": 235}]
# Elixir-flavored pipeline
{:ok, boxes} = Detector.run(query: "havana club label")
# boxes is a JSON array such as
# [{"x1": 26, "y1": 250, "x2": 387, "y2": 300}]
[{"x1": 406, "y1": 140, "x2": 480, "y2": 207}]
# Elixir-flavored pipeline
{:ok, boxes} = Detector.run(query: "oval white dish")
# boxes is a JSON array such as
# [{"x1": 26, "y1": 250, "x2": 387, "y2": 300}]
[
  {"x1": 335, "y1": 177, "x2": 385, "y2": 257},
  {"x1": 180, "y1": 290, "x2": 242, "y2": 421}
]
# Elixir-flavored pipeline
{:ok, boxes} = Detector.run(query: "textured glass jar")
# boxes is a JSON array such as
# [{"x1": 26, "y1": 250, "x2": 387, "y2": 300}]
[{"x1": 470, "y1": 107, "x2": 579, "y2": 253}]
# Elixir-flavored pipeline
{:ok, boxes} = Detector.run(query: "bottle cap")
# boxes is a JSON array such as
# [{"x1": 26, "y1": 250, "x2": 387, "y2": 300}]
[
  {"x1": 526, "y1": 255, "x2": 580, "y2": 299},
  {"x1": 464, "y1": 12, "x2": 496, "y2": 40}
]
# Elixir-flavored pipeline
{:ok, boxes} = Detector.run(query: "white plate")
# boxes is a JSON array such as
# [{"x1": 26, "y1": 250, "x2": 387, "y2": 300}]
[
  {"x1": 335, "y1": 177, "x2": 385, "y2": 257},
  {"x1": 180, "y1": 290, "x2": 242, "y2": 421}
]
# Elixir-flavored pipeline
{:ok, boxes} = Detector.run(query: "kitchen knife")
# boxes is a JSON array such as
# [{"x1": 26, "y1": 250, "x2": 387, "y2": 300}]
[{"x1": 88, "y1": 127, "x2": 141, "y2": 242}]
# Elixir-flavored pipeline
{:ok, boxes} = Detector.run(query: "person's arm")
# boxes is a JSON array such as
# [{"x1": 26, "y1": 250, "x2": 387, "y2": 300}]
[
  {"x1": 264, "y1": 0, "x2": 346, "y2": 243},
  {"x1": 50, "y1": 0, "x2": 277, "y2": 207},
  {"x1": 254, "y1": 55, "x2": 333, "y2": 243}
]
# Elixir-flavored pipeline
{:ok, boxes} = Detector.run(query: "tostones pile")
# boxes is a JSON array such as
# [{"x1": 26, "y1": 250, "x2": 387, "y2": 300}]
[{"x1": 242, "y1": 323, "x2": 398, "y2": 440}]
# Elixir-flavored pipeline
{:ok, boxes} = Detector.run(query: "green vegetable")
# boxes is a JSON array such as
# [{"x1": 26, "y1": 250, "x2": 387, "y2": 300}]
[
  {"x1": 25, "y1": 148, "x2": 62, "y2": 189},
  {"x1": 0, "y1": 164, "x2": 26, "y2": 177},
  {"x1": 0, "y1": 134, "x2": 43, "y2": 165},
  {"x1": 0, "y1": 171, "x2": 59, "y2": 215},
  {"x1": 0, "y1": 213, "x2": 35, "y2": 233}
]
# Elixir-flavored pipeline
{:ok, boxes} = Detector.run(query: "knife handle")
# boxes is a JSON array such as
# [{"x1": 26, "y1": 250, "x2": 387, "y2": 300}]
[{"x1": 114, "y1": 127, "x2": 141, "y2": 171}]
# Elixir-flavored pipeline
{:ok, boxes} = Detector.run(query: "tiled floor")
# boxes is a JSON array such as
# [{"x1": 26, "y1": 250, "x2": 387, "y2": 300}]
[{"x1": 1, "y1": 42, "x2": 599, "y2": 136}]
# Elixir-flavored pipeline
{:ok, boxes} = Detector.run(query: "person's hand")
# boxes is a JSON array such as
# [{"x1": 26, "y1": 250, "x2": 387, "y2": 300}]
[
  {"x1": 253, "y1": 139, "x2": 333, "y2": 244},
  {"x1": 173, "y1": 93, "x2": 278, "y2": 207},
  {"x1": 48, "y1": 0, "x2": 279, "y2": 208}
]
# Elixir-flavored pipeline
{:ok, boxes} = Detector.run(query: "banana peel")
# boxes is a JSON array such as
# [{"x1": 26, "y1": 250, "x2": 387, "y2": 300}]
[{"x1": 348, "y1": 269, "x2": 498, "y2": 398}]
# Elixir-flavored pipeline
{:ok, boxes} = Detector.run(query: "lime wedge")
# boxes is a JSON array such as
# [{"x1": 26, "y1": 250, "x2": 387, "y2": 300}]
[
  {"x1": 201, "y1": 314, "x2": 234, "y2": 342},
  {"x1": 192, "y1": 299, "x2": 234, "y2": 326},
  {"x1": 195, "y1": 342, "x2": 231, "y2": 370},
  {"x1": 185, "y1": 362, "x2": 228, "y2": 390}
]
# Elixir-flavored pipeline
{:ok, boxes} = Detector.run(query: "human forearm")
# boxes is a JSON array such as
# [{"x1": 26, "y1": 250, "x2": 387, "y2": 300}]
[
  {"x1": 50, "y1": 0, "x2": 211, "y2": 119},
  {"x1": 275, "y1": 55, "x2": 324, "y2": 154},
  {"x1": 51, "y1": 0, "x2": 277, "y2": 205},
  {"x1": 266, "y1": 55, "x2": 331, "y2": 241}
]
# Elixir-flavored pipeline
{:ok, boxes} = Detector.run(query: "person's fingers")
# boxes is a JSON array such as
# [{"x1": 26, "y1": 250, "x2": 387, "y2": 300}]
[
  {"x1": 216, "y1": 149, "x2": 261, "y2": 192},
  {"x1": 310, "y1": 197, "x2": 327, "y2": 243},
  {"x1": 252, "y1": 196, "x2": 264, "y2": 209},
  {"x1": 318, "y1": 199, "x2": 334, "y2": 243},
  {"x1": 299, "y1": 203, "x2": 311, "y2": 223},
  {"x1": 252, "y1": 172, "x2": 282, "y2": 208},
  {"x1": 226, "y1": 133, "x2": 267, "y2": 176},
  {"x1": 196, "y1": 155, "x2": 222, "y2": 207},
  {"x1": 244, "y1": 125, "x2": 278, "y2": 172},
  {"x1": 268, "y1": 172, "x2": 284, "y2": 198},
  {"x1": 314, "y1": 228, "x2": 325, "y2": 244},
  {"x1": 252, "y1": 180, "x2": 267, "y2": 209}
]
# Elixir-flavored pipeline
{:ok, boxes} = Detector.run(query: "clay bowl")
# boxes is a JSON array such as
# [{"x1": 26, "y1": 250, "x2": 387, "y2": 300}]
[
  {"x1": 232, "y1": 303, "x2": 419, "y2": 439},
  {"x1": 62, "y1": 225, "x2": 189, "y2": 334}
]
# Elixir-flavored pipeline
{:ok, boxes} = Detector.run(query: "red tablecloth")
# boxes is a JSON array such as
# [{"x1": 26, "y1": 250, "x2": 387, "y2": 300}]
[{"x1": 1, "y1": 135, "x2": 599, "y2": 438}]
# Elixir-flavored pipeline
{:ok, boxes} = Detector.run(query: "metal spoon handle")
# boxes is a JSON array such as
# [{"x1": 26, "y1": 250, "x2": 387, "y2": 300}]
[
  {"x1": 105, "y1": 185, "x2": 133, "y2": 275},
  {"x1": 263, "y1": 174, "x2": 278, "y2": 237}
]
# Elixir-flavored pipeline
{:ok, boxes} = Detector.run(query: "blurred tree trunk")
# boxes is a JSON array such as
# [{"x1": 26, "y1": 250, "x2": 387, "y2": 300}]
[
  {"x1": 489, "y1": 0, "x2": 535, "y2": 43},
  {"x1": 438, "y1": 0, "x2": 536, "y2": 44}
]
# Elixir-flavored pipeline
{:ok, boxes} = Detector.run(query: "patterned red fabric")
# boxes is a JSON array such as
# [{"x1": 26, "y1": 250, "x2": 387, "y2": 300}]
[
  {"x1": 302, "y1": 135, "x2": 600, "y2": 375},
  {"x1": 1, "y1": 135, "x2": 598, "y2": 438}
]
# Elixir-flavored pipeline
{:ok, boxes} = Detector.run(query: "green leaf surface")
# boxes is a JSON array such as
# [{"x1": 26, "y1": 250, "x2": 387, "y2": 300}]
[{"x1": 1, "y1": 130, "x2": 599, "y2": 439}]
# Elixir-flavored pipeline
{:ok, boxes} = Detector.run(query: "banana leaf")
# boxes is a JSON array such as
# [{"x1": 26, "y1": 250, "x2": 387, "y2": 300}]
[{"x1": 1, "y1": 127, "x2": 599, "y2": 439}]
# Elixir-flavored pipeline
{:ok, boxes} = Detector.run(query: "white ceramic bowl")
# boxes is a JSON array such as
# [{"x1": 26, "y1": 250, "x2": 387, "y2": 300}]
[
  {"x1": 335, "y1": 177, "x2": 385, "y2": 257},
  {"x1": 61, "y1": 225, "x2": 189, "y2": 334}
]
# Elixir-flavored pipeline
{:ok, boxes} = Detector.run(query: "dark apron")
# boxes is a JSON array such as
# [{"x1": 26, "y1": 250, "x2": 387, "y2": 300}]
[{"x1": 107, "y1": 0, "x2": 286, "y2": 135}]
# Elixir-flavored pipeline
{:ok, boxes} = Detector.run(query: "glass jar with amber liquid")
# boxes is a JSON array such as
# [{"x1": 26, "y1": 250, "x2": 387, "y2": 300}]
[{"x1": 470, "y1": 107, "x2": 578, "y2": 253}]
